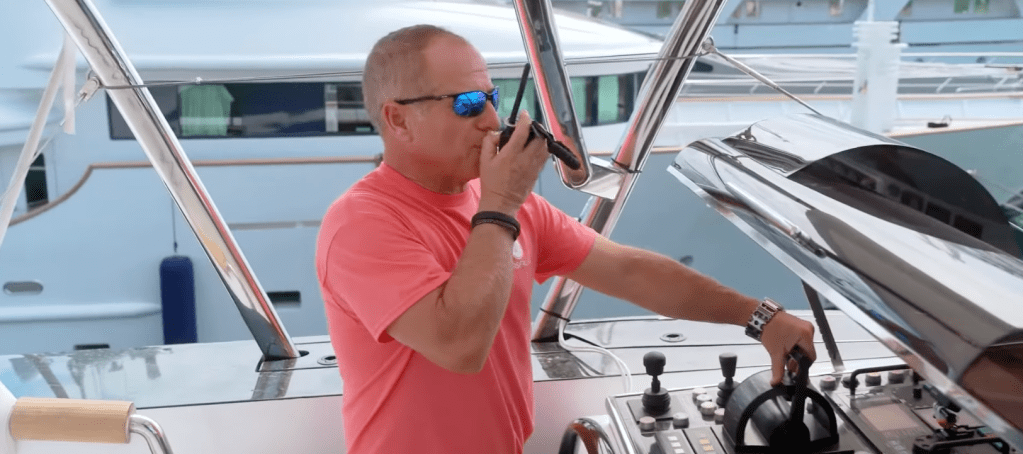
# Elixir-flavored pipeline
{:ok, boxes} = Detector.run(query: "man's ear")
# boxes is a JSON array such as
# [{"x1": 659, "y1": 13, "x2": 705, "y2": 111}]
[{"x1": 381, "y1": 102, "x2": 414, "y2": 143}]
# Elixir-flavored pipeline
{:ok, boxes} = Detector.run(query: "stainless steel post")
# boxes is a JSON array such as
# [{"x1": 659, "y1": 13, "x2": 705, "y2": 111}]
[
  {"x1": 512, "y1": 0, "x2": 593, "y2": 191},
  {"x1": 130, "y1": 414, "x2": 175, "y2": 454},
  {"x1": 43, "y1": 0, "x2": 299, "y2": 359},
  {"x1": 532, "y1": 0, "x2": 727, "y2": 340}
]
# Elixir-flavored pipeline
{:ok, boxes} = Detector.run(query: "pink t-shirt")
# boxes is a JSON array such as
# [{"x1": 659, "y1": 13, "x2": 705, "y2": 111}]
[{"x1": 316, "y1": 163, "x2": 596, "y2": 454}]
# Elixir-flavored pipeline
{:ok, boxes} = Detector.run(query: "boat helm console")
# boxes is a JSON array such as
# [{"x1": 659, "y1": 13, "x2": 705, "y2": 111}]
[
  {"x1": 602, "y1": 349, "x2": 1015, "y2": 454},
  {"x1": 572, "y1": 114, "x2": 1023, "y2": 454}
]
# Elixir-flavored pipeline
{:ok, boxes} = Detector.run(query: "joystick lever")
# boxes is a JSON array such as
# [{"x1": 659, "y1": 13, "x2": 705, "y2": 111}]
[
  {"x1": 786, "y1": 347, "x2": 813, "y2": 424},
  {"x1": 642, "y1": 351, "x2": 670, "y2": 415},
  {"x1": 717, "y1": 352, "x2": 738, "y2": 407}
]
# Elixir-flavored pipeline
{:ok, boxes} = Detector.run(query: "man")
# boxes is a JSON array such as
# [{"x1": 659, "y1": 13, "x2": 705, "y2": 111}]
[{"x1": 316, "y1": 25, "x2": 816, "y2": 454}]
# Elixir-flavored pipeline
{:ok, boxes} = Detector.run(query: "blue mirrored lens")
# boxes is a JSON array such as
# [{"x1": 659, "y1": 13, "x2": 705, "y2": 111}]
[
  {"x1": 453, "y1": 92, "x2": 486, "y2": 116},
  {"x1": 452, "y1": 88, "x2": 499, "y2": 117}
]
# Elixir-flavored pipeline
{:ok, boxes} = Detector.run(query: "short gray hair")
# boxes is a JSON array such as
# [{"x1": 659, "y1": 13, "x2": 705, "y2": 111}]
[{"x1": 362, "y1": 25, "x2": 471, "y2": 130}]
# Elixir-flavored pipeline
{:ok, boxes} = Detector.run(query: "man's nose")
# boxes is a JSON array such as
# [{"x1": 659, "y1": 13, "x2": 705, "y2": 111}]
[{"x1": 475, "y1": 102, "x2": 501, "y2": 131}]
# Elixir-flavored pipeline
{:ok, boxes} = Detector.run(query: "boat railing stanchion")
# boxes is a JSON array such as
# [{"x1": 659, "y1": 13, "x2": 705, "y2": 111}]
[
  {"x1": 528, "y1": 0, "x2": 730, "y2": 341},
  {"x1": 42, "y1": 0, "x2": 298, "y2": 360}
]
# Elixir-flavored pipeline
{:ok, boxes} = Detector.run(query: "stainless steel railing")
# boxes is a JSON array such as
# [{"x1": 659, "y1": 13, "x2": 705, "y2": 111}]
[
  {"x1": 44, "y1": 0, "x2": 298, "y2": 360},
  {"x1": 530, "y1": 0, "x2": 729, "y2": 340}
]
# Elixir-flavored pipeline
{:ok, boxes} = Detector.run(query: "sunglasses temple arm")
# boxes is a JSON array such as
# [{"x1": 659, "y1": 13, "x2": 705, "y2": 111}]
[{"x1": 507, "y1": 63, "x2": 531, "y2": 124}]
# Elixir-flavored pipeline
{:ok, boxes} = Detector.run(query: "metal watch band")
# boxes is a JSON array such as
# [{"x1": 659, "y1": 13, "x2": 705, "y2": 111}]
[{"x1": 745, "y1": 298, "x2": 784, "y2": 342}]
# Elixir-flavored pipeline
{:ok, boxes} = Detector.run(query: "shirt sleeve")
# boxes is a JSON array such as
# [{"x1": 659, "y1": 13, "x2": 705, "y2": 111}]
[
  {"x1": 526, "y1": 193, "x2": 598, "y2": 283},
  {"x1": 321, "y1": 198, "x2": 451, "y2": 343}
]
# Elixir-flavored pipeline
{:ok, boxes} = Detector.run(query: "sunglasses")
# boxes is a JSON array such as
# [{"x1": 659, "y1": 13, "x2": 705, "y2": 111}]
[{"x1": 394, "y1": 87, "x2": 500, "y2": 118}]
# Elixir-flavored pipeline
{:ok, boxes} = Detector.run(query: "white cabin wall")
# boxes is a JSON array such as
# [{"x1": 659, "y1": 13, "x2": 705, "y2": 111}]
[
  {"x1": 871, "y1": 0, "x2": 907, "y2": 20},
  {"x1": 0, "y1": 166, "x2": 175, "y2": 355},
  {"x1": 0, "y1": 1, "x2": 64, "y2": 90}
]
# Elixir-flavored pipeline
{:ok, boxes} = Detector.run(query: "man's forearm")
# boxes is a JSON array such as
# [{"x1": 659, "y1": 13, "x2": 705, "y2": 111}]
[
  {"x1": 433, "y1": 223, "x2": 517, "y2": 370},
  {"x1": 584, "y1": 243, "x2": 759, "y2": 326}
]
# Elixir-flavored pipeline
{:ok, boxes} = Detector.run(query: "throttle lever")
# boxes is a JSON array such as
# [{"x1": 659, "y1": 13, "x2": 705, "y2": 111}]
[{"x1": 786, "y1": 346, "x2": 814, "y2": 424}]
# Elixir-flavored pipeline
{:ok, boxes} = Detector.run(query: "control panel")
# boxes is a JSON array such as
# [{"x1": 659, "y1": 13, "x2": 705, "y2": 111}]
[{"x1": 605, "y1": 352, "x2": 1017, "y2": 454}]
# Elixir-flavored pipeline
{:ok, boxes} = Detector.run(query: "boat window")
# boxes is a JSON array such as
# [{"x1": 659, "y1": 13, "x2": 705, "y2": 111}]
[
  {"x1": 109, "y1": 73, "x2": 643, "y2": 140},
  {"x1": 224, "y1": 83, "x2": 332, "y2": 137},
  {"x1": 727, "y1": 0, "x2": 867, "y2": 24},
  {"x1": 180, "y1": 85, "x2": 234, "y2": 137},
  {"x1": 899, "y1": 0, "x2": 1017, "y2": 20},
  {"x1": 657, "y1": 1, "x2": 685, "y2": 19},
  {"x1": 572, "y1": 77, "x2": 588, "y2": 123},
  {"x1": 493, "y1": 78, "x2": 539, "y2": 123},
  {"x1": 732, "y1": 0, "x2": 760, "y2": 18},
  {"x1": 108, "y1": 85, "x2": 180, "y2": 139},
  {"x1": 956, "y1": 0, "x2": 988, "y2": 14},
  {"x1": 25, "y1": 154, "x2": 48, "y2": 209},
  {"x1": 328, "y1": 83, "x2": 374, "y2": 134}
]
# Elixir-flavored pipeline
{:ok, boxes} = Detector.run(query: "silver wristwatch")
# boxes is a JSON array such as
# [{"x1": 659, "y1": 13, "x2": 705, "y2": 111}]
[{"x1": 745, "y1": 298, "x2": 784, "y2": 341}]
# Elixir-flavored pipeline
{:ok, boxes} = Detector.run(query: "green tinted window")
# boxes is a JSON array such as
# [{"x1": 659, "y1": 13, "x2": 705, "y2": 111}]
[
  {"x1": 597, "y1": 75, "x2": 622, "y2": 124},
  {"x1": 572, "y1": 77, "x2": 588, "y2": 123},
  {"x1": 494, "y1": 78, "x2": 537, "y2": 123}
]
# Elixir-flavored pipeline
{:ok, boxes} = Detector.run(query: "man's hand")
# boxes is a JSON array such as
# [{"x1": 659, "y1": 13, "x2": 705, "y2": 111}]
[
  {"x1": 478, "y1": 110, "x2": 549, "y2": 215},
  {"x1": 761, "y1": 312, "x2": 817, "y2": 386}
]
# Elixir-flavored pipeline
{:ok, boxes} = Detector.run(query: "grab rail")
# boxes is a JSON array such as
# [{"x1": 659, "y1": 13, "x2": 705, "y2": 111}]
[{"x1": 10, "y1": 397, "x2": 174, "y2": 454}]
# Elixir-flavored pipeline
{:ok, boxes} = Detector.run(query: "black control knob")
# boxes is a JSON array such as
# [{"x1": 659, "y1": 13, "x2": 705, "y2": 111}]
[
  {"x1": 865, "y1": 372, "x2": 882, "y2": 387},
  {"x1": 717, "y1": 352, "x2": 738, "y2": 407},
  {"x1": 644, "y1": 351, "x2": 666, "y2": 379},
  {"x1": 642, "y1": 351, "x2": 670, "y2": 415}
]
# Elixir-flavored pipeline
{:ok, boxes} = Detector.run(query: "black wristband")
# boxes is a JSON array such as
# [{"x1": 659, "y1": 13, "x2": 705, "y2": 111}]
[{"x1": 471, "y1": 211, "x2": 520, "y2": 240}]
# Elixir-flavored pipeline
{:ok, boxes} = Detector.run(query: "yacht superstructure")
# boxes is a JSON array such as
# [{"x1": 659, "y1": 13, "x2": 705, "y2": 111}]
[
  {"x1": 0, "y1": 0, "x2": 1020, "y2": 358},
  {"x1": 2, "y1": 1, "x2": 1022, "y2": 454}
]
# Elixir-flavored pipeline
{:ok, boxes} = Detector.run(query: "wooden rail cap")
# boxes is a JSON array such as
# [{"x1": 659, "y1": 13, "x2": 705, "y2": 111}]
[{"x1": 10, "y1": 397, "x2": 135, "y2": 444}]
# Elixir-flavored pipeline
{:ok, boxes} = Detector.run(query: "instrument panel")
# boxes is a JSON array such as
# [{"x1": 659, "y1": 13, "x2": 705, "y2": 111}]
[{"x1": 605, "y1": 352, "x2": 1016, "y2": 454}]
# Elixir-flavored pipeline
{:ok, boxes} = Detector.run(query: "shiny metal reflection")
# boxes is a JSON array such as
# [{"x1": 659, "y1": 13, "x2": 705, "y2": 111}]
[
  {"x1": 668, "y1": 113, "x2": 1023, "y2": 450},
  {"x1": 510, "y1": 0, "x2": 595, "y2": 191},
  {"x1": 532, "y1": 0, "x2": 728, "y2": 341},
  {"x1": 130, "y1": 414, "x2": 175, "y2": 454},
  {"x1": 44, "y1": 0, "x2": 298, "y2": 360}
]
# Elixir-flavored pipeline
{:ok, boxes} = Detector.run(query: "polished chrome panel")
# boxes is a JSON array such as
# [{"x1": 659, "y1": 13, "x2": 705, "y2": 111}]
[
  {"x1": 669, "y1": 113, "x2": 1023, "y2": 449},
  {"x1": 606, "y1": 397, "x2": 638, "y2": 454},
  {"x1": 723, "y1": 114, "x2": 899, "y2": 176},
  {"x1": 130, "y1": 414, "x2": 175, "y2": 454},
  {"x1": 510, "y1": 0, "x2": 595, "y2": 191},
  {"x1": 43, "y1": 0, "x2": 298, "y2": 360},
  {"x1": 0, "y1": 312, "x2": 887, "y2": 404},
  {"x1": 0, "y1": 338, "x2": 340, "y2": 408},
  {"x1": 532, "y1": 0, "x2": 727, "y2": 341},
  {"x1": 803, "y1": 282, "x2": 845, "y2": 373}
]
